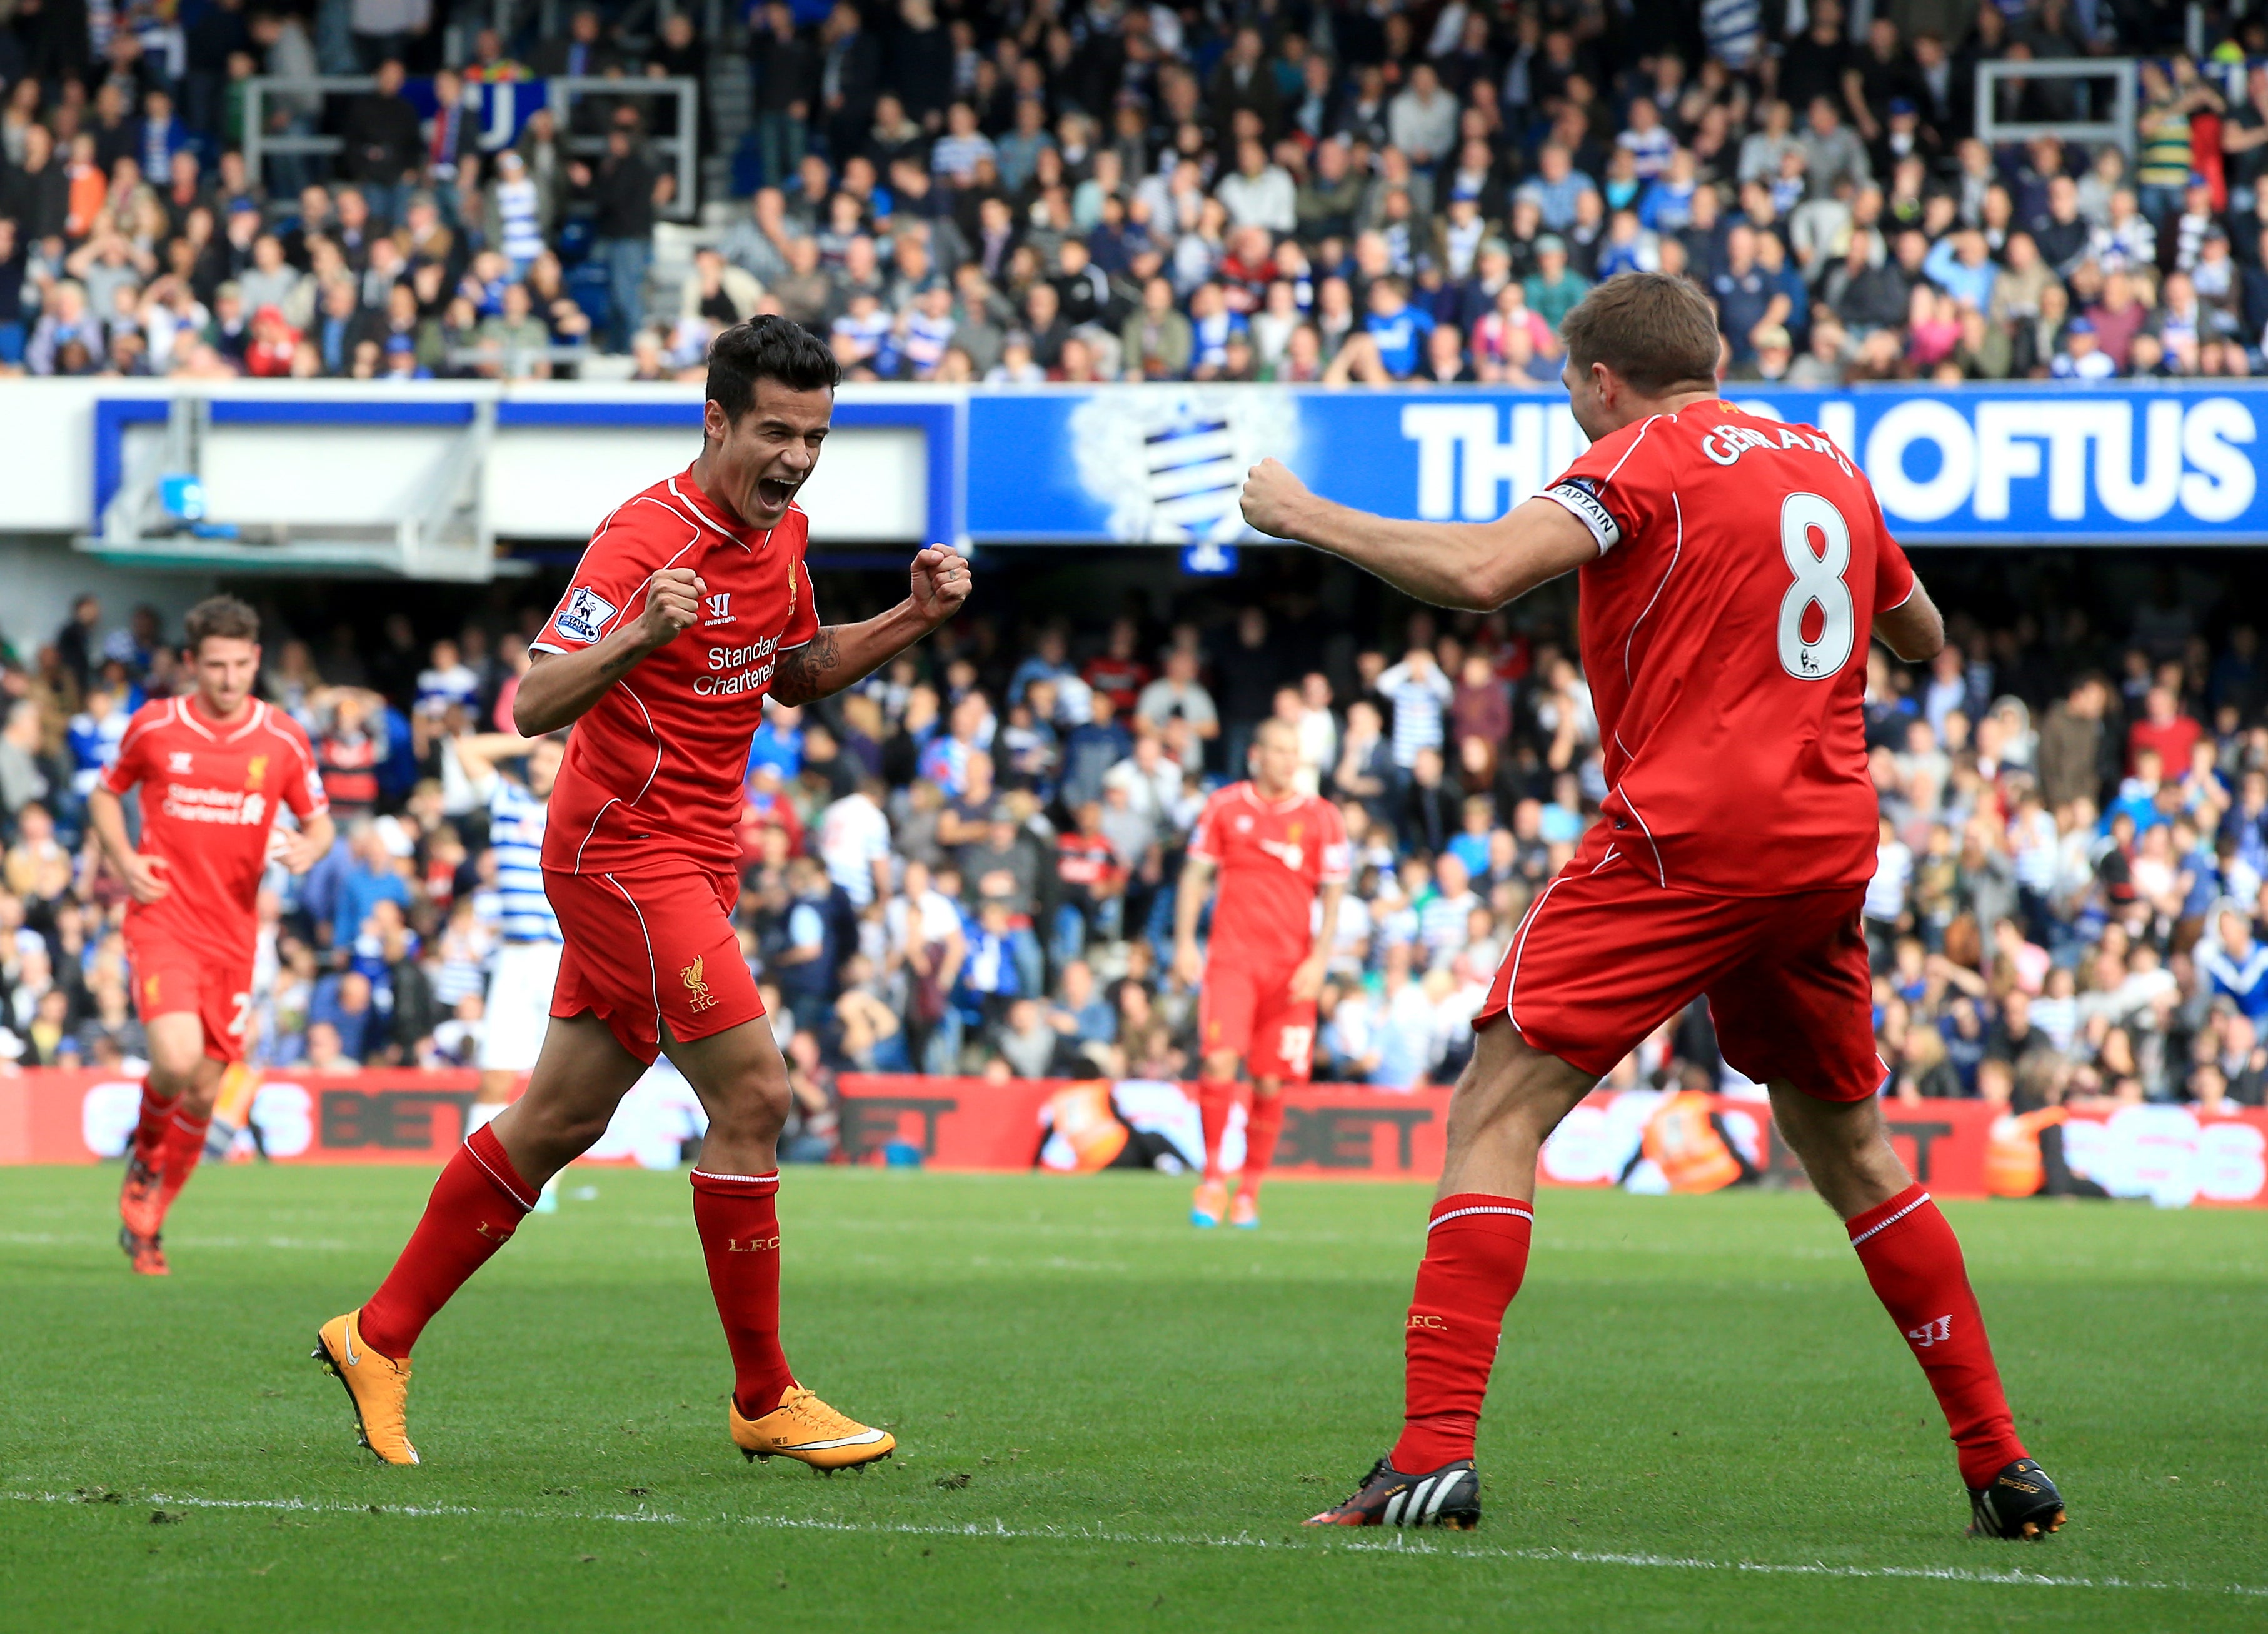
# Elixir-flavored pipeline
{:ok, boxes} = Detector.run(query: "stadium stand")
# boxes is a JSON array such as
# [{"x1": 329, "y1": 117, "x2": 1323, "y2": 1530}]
[
  {"x1": 3, "y1": 1, "x2": 2264, "y2": 1155},
  {"x1": 0, "y1": 0, "x2": 2259, "y2": 384},
  {"x1": 0, "y1": 574, "x2": 2262, "y2": 1150}
]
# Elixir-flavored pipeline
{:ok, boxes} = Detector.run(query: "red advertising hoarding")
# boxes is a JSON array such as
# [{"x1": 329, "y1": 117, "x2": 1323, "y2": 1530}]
[{"x1": 4, "y1": 1070, "x2": 2264, "y2": 1206}]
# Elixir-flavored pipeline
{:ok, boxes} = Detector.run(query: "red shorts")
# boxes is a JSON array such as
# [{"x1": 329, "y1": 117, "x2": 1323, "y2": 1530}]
[
  {"x1": 1477, "y1": 843, "x2": 1884, "y2": 1103},
  {"x1": 545, "y1": 861, "x2": 765, "y2": 1065},
  {"x1": 1198, "y1": 958, "x2": 1317, "y2": 1082},
  {"x1": 125, "y1": 929, "x2": 253, "y2": 1065}
]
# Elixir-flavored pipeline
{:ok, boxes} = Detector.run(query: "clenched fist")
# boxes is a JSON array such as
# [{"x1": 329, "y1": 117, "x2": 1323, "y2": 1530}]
[
  {"x1": 910, "y1": 543, "x2": 973, "y2": 624},
  {"x1": 634, "y1": 567, "x2": 706, "y2": 650},
  {"x1": 1239, "y1": 457, "x2": 1313, "y2": 541}
]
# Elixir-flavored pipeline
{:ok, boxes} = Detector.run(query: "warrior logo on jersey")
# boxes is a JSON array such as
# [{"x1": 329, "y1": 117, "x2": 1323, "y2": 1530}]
[
  {"x1": 555, "y1": 586, "x2": 620, "y2": 642},
  {"x1": 681, "y1": 956, "x2": 718, "y2": 1013},
  {"x1": 169, "y1": 751, "x2": 194, "y2": 774}
]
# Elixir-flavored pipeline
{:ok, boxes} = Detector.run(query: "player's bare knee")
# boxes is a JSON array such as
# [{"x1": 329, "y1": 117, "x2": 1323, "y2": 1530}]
[{"x1": 710, "y1": 1070, "x2": 791, "y2": 1146}]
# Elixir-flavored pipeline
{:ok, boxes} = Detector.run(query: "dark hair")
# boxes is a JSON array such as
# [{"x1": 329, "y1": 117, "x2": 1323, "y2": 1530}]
[
  {"x1": 1558, "y1": 271, "x2": 1722, "y2": 396},
  {"x1": 705, "y1": 315, "x2": 841, "y2": 427},
  {"x1": 184, "y1": 594, "x2": 259, "y2": 649}
]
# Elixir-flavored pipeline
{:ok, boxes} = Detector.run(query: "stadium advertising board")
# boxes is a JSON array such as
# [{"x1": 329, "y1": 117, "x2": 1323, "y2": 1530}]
[
  {"x1": 835, "y1": 1078, "x2": 2268, "y2": 1208},
  {"x1": 5, "y1": 1072, "x2": 2262, "y2": 1206},
  {"x1": 961, "y1": 383, "x2": 2268, "y2": 547}
]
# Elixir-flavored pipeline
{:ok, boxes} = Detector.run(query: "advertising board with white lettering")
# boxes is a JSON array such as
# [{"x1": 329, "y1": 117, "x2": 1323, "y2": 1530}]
[
  {"x1": 961, "y1": 384, "x2": 2268, "y2": 546},
  {"x1": 6, "y1": 1073, "x2": 2260, "y2": 1205}
]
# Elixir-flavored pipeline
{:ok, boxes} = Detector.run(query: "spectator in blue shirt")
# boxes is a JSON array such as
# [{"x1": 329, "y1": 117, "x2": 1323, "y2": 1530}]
[
  {"x1": 309, "y1": 970, "x2": 379, "y2": 1061},
  {"x1": 748, "y1": 703, "x2": 805, "y2": 778},
  {"x1": 2202, "y1": 904, "x2": 2268, "y2": 1023},
  {"x1": 1512, "y1": 142, "x2": 1595, "y2": 232},
  {"x1": 1361, "y1": 278, "x2": 1433, "y2": 378},
  {"x1": 1923, "y1": 228, "x2": 1998, "y2": 313},
  {"x1": 1060, "y1": 693, "x2": 1133, "y2": 812},
  {"x1": 330, "y1": 820, "x2": 414, "y2": 956}
]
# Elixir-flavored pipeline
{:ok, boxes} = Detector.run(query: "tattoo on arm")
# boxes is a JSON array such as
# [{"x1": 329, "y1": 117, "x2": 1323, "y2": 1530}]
[{"x1": 768, "y1": 627, "x2": 843, "y2": 706}]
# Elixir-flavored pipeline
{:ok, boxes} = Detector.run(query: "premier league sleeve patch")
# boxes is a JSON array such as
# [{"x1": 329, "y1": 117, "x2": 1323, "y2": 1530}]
[
  {"x1": 552, "y1": 586, "x2": 620, "y2": 644},
  {"x1": 1542, "y1": 476, "x2": 1623, "y2": 554}
]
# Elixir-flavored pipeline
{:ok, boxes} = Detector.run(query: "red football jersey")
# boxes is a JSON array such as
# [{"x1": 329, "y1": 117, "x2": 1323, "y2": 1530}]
[
  {"x1": 536, "y1": 466, "x2": 819, "y2": 876},
  {"x1": 1539, "y1": 401, "x2": 1916, "y2": 896},
  {"x1": 1188, "y1": 782, "x2": 1350, "y2": 971},
  {"x1": 101, "y1": 697, "x2": 326, "y2": 951}
]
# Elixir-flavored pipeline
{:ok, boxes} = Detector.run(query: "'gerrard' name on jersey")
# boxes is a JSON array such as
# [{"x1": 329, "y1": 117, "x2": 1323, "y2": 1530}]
[{"x1": 534, "y1": 468, "x2": 819, "y2": 876}]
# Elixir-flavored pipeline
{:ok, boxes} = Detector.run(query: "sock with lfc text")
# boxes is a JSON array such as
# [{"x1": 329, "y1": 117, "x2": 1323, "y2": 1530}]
[
  {"x1": 690, "y1": 1169, "x2": 796, "y2": 1419},
  {"x1": 1847, "y1": 1183, "x2": 2027, "y2": 1488},
  {"x1": 1237, "y1": 1094, "x2": 1286, "y2": 1197},
  {"x1": 1390, "y1": 1194, "x2": 1535, "y2": 1473},
  {"x1": 356, "y1": 1125, "x2": 536, "y2": 1361},
  {"x1": 149, "y1": 1108, "x2": 213, "y2": 1228},
  {"x1": 131, "y1": 1083, "x2": 178, "y2": 1166},
  {"x1": 1195, "y1": 1081, "x2": 1237, "y2": 1180}
]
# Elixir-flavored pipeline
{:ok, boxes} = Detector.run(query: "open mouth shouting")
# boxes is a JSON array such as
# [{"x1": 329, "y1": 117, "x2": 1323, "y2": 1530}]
[{"x1": 754, "y1": 474, "x2": 801, "y2": 514}]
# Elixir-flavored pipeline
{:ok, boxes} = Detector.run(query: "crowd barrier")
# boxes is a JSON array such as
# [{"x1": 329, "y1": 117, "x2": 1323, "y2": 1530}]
[{"x1": 4, "y1": 1070, "x2": 2263, "y2": 1208}]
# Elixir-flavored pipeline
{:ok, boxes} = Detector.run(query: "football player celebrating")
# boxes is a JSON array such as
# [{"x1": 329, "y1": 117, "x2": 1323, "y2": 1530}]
[
  {"x1": 1174, "y1": 718, "x2": 1347, "y2": 1228},
  {"x1": 92, "y1": 596, "x2": 334, "y2": 1275},
  {"x1": 315, "y1": 318, "x2": 972, "y2": 1470},
  {"x1": 1242, "y1": 274, "x2": 2064, "y2": 1542}
]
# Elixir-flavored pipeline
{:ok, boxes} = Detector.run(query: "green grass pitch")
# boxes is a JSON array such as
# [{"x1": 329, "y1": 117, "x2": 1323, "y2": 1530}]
[{"x1": 2, "y1": 1165, "x2": 2264, "y2": 1632}]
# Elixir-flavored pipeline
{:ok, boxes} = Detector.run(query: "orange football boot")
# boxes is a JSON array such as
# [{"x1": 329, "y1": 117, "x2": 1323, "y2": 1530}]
[
  {"x1": 118, "y1": 1227, "x2": 169, "y2": 1276},
  {"x1": 312, "y1": 1309, "x2": 419, "y2": 1465},
  {"x1": 1191, "y1": 1178, "x2": 1228, "y2": 1228},
  {"x1": 119, "y1": 1148, "x2": 164, "y2": 1241},
  {"x1": 1229, "y1": 1191, "x2": 1260, "y2": 1230},
  {"x1": 729, "y1": 1386, "x2": 895, "y2": 1471}
]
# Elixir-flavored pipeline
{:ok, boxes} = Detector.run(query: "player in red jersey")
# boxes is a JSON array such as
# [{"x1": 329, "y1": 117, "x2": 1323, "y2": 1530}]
[
  {"x1": 1173, "y1": 718, "x2": 1347, "y2": 1229},
  {"x1": 315, "y1": 318, "x2": 971, "y2": 1470},
  {"x1": 89, "y1": 597, "x2": 334, "y2": 1276},
  {"x1": 1242, "y1": 274, "x2": 2064, "y2": 1541}
]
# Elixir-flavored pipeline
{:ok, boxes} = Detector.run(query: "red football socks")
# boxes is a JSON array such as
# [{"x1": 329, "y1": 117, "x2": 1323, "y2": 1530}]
[
  {"x1": 1238, "y1": 1093, "x2": 1285, "y2": 1197},
  {"x1": 690, "y1": 1169, "x2": 796, "y2": 1419},
  {"x1": 1391, "y1": 1193, "x2": 1534, "y2": 1472},
  {"x1": 131, "y1": 1084, "x2": 176, "y2": 1166},
  {"x1": 149, "y1": 1106, "x2": 212, "y2": 1227},
  {"x1": 357, "y1": 1125, "x2": 536, "y2": 1361},
  {"x1": 1195, "y1": 1080, "x2": 1237, "y2": 1180},
  {"x1": 1847, "y1": 1183, "x2": 2027, "y2": 1488}
]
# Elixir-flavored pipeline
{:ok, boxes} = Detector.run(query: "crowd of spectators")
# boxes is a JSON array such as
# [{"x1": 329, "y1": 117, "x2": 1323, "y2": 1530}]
[
  {"x1": 6, "y1": 0, "x2": 2267, "y2": 384},
  {"x1": 1, "y1": 573, "x2": 2265, "y2": 1153}
]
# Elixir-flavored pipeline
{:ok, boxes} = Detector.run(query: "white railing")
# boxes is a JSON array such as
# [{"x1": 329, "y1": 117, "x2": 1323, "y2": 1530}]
[
  {"x1": 242, "y1": 74, "x2": 698, "y2": 221},
  {"x1": 1974, "y1": 58, "x2": 2139, "y2": 161}
]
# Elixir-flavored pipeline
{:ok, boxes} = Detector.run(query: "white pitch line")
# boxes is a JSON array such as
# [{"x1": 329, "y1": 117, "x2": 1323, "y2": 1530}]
[{"x1": 7, "y1": 1490, "x2": 2262, "y2": 1600}]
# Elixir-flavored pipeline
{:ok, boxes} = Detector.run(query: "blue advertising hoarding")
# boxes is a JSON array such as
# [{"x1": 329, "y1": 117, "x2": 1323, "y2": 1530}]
[{"x1": 961, "y1": 383, "x2": 2268, "y2": 547}]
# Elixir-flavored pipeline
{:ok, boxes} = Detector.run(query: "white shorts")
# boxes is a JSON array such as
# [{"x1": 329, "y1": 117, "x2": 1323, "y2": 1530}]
[{"x1": 479, "y1": 938, "x2": 565, "y2": 1073}]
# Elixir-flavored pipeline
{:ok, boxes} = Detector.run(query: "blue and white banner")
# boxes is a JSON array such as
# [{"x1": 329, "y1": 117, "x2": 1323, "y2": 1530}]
[{"x1": 962, "y1": 383, "x2": 2268, "y2": 546}]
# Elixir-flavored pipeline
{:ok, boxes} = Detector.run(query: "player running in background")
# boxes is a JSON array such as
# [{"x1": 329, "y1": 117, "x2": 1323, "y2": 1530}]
[
  {"x1": 315, "y1": 317, "x2": 972, "y2": 1472},
  {"x1": 452, "y1": 729, "x2": 566, "y2": 1209},
  {"x1": 90, "y1": 596, "x2": 334, "y2": 1275},
  {"x1": 1240, "y1": 273, "x2": 2064, "y2": 1542},
  {"x1": 1173, "y1": 718, "x2": 1346, "y2": 1229}
]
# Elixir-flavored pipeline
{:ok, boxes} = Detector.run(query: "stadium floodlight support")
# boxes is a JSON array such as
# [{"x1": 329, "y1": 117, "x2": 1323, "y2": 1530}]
[
  {"x1": 1974, "y1": 58, "x2": 2138, "y2": 162},
  {"x1": 243, "y1": 76, "x2": 700, "y2": 223},
  {"x1": 81, "y1": 396, "x2": 499, "y2": 581}
]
